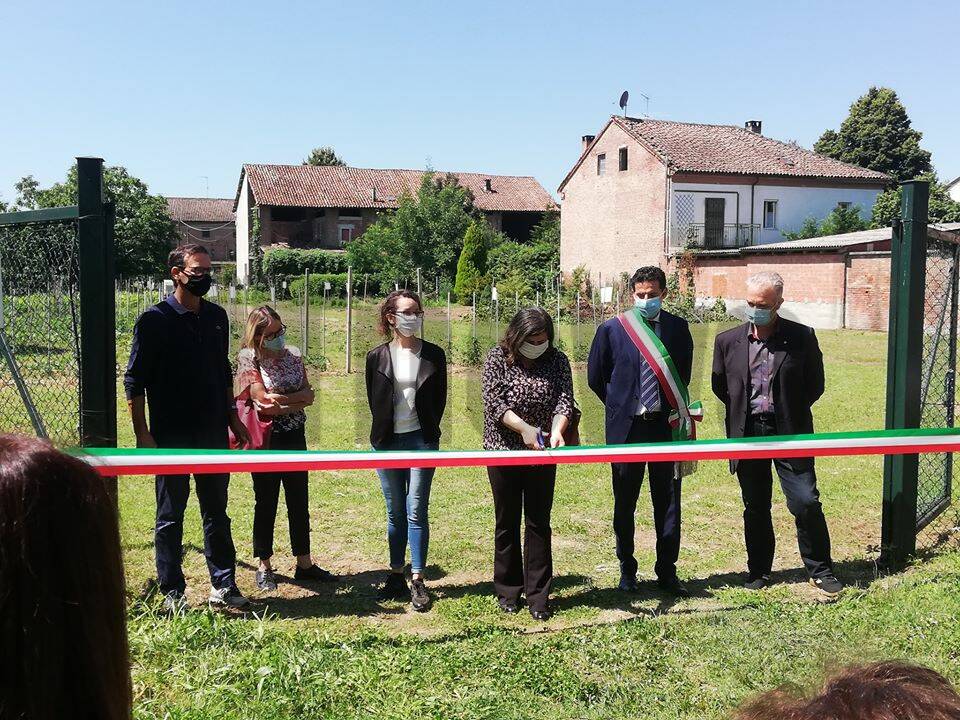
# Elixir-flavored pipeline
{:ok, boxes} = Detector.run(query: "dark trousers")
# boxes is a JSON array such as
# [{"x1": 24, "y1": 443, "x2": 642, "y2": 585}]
[
  {"x1": 252, "y1": 426, "x2": 310, "y2": 560},
  {"x1": 488, "y1": 464, "x2": 556, "y2": 612},
  {"x1": 736, "y1": 414, "x2": 834, "y2": 579},
  {"x1": 611, "y1": 414, "x2": 681, "y2": 581},
  {"x1": 155, "y1": 428, "x2": 236, "y2": 595}
]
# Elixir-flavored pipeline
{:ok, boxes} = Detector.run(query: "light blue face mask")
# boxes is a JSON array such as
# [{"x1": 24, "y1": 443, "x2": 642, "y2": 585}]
[
  {"x1": 262, "y1": 332, "x2": 286, "y2": 351},
  {"x1": 634, "y1": 296, "x2": 662, "y2": 320},
  {"x1": 745, "y1": 306, "x2": 774, "y2": 327}
]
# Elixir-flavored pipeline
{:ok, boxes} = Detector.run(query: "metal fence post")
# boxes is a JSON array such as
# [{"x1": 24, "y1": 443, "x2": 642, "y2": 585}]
[
  {"x1": 345, "y1": 266, "x2": 353, "y2": 373},
  {"x1": 303, "y1": 270, "x2": 310, "y2": 359},
  {"x1": 881, "y1": 180, "x2": 929, "y2": 566},
  {"x1": 77, "y1": 157, "x2": 117, "y2": 449}
]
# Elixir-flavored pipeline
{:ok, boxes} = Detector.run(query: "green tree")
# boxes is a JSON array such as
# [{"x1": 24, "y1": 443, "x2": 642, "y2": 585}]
[
  {"x1": 303, "y1": 146, "x2": 346, "y2": 166},
  {"x1": 345, "y1": 221, "x2": 411, "y2": 291},
  {"x1": 454, "y1": 220, "x2": 488, "y2": 304},
  {"x1": 814, "y1": 87, "x2": 931, "y2": 182},
  {"x1": 871, "y1": 173, "x2": 960, "y2": 228},
  {"x1": 783, "y1": 205, "x2": 869, "y2": 241},
  {"x1": 14, "y1": 165, "x2": 176, "y2": 277}
]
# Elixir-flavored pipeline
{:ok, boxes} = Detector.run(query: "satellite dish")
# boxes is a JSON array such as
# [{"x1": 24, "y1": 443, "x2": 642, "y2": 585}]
[{"x1": 619, "y1": 90, "x2": 629, "y2": 113}]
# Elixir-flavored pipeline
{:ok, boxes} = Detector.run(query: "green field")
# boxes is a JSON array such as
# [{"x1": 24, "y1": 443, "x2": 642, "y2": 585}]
[{"x1": 111, "y1": 313, "x2": 960, "y2": 719}]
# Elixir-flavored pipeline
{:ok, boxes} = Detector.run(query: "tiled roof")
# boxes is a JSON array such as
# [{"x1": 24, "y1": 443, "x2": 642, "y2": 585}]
[
  {"x1": 564, "y1": 116, "x2": 890, "y2": 187},
  {"x1": 238, "y1": 164, "x2": 555, "y2": 213},
  {"x1": 166, "y1": 197, "x2": 235, "y2": 223}
]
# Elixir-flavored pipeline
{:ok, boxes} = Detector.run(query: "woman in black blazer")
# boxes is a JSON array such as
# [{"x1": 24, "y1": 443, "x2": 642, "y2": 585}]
[{"x1": 365, "y1": 290, "x2": 447, "y2": 612}]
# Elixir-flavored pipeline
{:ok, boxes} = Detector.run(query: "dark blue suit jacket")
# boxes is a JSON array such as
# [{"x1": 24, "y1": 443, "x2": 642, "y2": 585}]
[{"x1": 587, "y1": 311, "x2": 695, "y2": 445}]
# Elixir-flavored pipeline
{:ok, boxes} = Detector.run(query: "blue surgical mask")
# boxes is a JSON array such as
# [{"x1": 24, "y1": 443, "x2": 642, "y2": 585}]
[
  {"x1": 262, "y1": 332, "x2": 286, "y2": 351},
  {"x1": 745, "y1": 306, "x2": 773, "y2": 327},
  {"x1": 634, "y1": 296, "x2": 662, "y2": 320}
]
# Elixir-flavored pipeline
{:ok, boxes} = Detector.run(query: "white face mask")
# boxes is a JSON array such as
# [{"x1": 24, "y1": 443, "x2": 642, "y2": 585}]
[
  {"x1": 519, "y1": 340, "x2": 549, "y2": 359},
  {"x1": 393, "y1": 313, "x2": 422, "y2": 337}
]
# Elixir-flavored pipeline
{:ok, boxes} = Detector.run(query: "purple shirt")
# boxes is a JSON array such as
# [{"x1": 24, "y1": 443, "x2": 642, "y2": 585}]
[{"x1": 748, "y1": 327, "x2": 777, "y2": 414}]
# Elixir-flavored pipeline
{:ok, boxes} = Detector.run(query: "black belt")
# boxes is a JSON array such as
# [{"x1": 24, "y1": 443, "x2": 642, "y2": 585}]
[
  {"x1": 748, "y1": 412, "x2": 776, "y2": 422},
  {"x1": 635, "y1": 411, "x2": 666, "y2": 421}
]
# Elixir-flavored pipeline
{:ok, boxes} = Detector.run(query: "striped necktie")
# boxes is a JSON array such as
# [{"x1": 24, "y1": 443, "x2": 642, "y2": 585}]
[{"x1": 639, "y1": 320, "x2": 660, "y2": 411}]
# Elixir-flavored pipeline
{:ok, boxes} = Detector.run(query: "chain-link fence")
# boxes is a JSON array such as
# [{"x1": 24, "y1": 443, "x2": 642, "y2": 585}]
[
  {"x1": 917, "y1": 239, "x2": 960, "y2": 550},
  {"x1": 0, "y1": 219, "x2": 82, "y2": 446}
]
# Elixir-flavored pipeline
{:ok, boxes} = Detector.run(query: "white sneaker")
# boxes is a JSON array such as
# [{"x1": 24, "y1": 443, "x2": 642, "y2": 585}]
[
  {"x1": 162, "y1": 590, "x2": 189, "y2": 615},
  {"x1": 208, "y1": 585, "x2": 251, "y2": 609}
]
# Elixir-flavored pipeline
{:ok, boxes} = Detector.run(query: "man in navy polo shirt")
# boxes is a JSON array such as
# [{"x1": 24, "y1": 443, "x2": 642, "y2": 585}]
[{"x1": 125, "y1": 244, "x2": 251, "y2": 613}]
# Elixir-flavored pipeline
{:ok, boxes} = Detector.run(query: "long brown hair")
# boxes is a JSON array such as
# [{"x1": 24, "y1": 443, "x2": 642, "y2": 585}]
[
  {"x1": 734, "y1": 661, "x2": 960, "y2": 720},
  {"x1": 500, "y1": 307, "x2": 554, "y2": 365},
  {"x1": 0, "y1": 434, "x2": 131, "y2": 720},
  {"x1": 377, "y1": 290, "x2": 423, "y2": 336},
  {"x1": 242, "y1": 305, "x2": 282, "y2": 352}
]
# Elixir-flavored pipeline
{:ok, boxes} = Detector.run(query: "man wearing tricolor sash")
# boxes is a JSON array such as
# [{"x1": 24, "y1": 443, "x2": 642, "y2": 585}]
[
  {"x1": 712, "y1": 271, "x2": 843, "y2": 599},
  {"x1": 588, "y1": 266, "x2": 694, "y2": 597}
]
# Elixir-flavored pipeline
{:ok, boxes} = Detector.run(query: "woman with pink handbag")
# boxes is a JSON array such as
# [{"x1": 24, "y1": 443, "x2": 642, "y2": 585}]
[{"x1": 234, "y1": 306, "x2": 337, "y2": 592}]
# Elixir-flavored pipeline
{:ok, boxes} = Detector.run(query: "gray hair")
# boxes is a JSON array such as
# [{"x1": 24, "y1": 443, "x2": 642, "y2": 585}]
[{"x1": 747, "y1": 271, "x2": 784, "y2": 297}]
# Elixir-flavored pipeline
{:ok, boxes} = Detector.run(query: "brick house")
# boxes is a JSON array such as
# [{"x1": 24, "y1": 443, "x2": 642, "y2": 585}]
[
  {"x1": 689, "y1": 223, "x2": 960, "y2": 330},
  {"x1": 558, "y1": 115, "x2": 890, "y2": 282},
  {"x1": 234, "y1": 164, "x2": 554, "y2": 283},
  {"x1": 165, "y1": 197, "x2": 236, "y2": 263}
]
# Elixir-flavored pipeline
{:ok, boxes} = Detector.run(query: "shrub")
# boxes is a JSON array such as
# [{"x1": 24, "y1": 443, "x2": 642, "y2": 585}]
[
  {"x1": 454, "y1": 220, "x2": 489, "y2": 304},
  {"x1": 288, "y1": 273, "x2": 350, "y2": 300},
  {"x1": 262, "y1": 248, "x2": 349, "y2": 279}
]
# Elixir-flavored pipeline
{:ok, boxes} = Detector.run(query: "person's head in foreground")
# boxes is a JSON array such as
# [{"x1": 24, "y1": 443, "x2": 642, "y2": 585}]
[
  {"x1": 501, "y1": 307, "x2": 555, "y2": 365},
  {"x1": 630, "y1": 265, "x2": 668, "y2": 320},
  {"x1": 745, "y1": 271, "x2": 785, "y2": 328},
  {"x1": 734, "y1": 661, "x2": 960, "y2": 720},
  {"x1": 0, "y1": 434, "x2": 131, "y2": 720},
  {"x1": 168, "y1": 243, "x2": 213, "y2": 300},
  {"x1": 378, "y1": 289, "x2": 425, "y2": 338},
  {"x1": 243, "y1": 304, "x2": 286, "y2": 355}
]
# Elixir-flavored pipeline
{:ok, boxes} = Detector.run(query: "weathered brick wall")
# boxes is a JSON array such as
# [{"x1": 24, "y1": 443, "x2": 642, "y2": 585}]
[
  {"x1": 689, "y1": 251, "x2": 893, "y2": 330},
  {"x1": 174, "y1": 221, "x2": 236, "y2": 262},
  {"x1": 844, "y1": 252, "x2": 891, "y2": 331},
  {"x1": 560, "y1": 123, "x2": 667, "y2": 280}
]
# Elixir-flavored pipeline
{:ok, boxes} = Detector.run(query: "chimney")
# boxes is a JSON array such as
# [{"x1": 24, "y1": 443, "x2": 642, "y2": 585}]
[
  {"x1": 745, "y1": 120, "x2": 762, "y2": 134},
  {"x1": 581, "y1": 134, "x2": 595, "y2": 153},
  {"x1": 484, "y1": 178, "x2": 492, "y2": 193}
]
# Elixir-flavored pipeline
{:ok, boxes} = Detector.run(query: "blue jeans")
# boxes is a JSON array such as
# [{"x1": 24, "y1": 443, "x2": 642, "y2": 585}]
[{"x1": 375, "y1": 430, "x2": 437, "y2": 574}]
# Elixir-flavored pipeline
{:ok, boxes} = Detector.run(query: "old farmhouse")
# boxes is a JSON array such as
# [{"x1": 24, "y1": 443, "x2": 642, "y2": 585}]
[
  {"x1": 166, "y1": 197, "x2": 236, "y2": 263},
  {"x1": 234, "y1": 164, "x2": 554, "y2": 283},
  {"x1": 558, "y1": 116, "x2": 890, "y2": 281}
]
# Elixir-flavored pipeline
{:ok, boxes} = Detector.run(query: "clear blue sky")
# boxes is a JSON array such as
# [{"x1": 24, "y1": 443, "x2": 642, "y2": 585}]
[{"x1": 2, "y1": 0, "x2": 957, "y2": 205}]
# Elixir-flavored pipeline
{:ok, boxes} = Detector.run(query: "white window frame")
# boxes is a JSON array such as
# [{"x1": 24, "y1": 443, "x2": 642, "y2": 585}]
[
  {"x1": 337, "y1": 224, "x2": 355, "y2": 246},
  {"x1": 596, "y1": 153, "x2": 606, "y2": 176},
  {"x1": 762, "y1": 200, "x2": 778, "y2": 230}
]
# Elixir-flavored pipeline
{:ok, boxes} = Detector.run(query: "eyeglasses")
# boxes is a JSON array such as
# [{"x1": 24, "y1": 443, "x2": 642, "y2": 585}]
[
  {"x1": 264, "y1": 324, "x2": 286, "y2": 341},
  {"x1": 181, "y1": 269, "x2": 212, "y2": 279},
  {"x1": 391, "y1": 311, "x2": 424, "y2": 319}
]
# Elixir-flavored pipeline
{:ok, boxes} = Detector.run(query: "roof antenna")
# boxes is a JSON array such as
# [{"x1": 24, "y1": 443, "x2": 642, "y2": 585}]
[{"x1": 619, "y1": 90, "x2": 629, "y2": 117}]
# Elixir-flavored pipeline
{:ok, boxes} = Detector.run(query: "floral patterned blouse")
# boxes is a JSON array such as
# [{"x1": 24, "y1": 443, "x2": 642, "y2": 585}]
[
  {"x1": 234, "y1": 346, "x2": 307, "y2": 432},
  {"x1": 481, "y1": 345, "x2": 574, "y2": 451}
]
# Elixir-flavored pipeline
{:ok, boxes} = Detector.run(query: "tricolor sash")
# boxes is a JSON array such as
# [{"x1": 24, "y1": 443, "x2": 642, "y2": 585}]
[{"x1": 617, "y1": 309, "x2": 704, "y2": 441}]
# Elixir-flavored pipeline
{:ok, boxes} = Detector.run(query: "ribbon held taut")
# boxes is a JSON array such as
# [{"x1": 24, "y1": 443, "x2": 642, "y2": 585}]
[{"x1": 617, "y1": 309, "x2": 703, "y2": 440}]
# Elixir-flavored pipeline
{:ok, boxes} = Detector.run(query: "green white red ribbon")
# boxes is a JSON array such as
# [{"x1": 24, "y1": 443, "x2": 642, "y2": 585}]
[
  {"x1": 76, "y1": 428, "x2": 960, "y2": 477},
  {"x1": 617, "y1": 309, "x2": 703, "y2": 440}
]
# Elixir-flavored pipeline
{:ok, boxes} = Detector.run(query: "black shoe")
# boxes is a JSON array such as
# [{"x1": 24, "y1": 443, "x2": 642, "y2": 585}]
[
  {"x1": 618, "y1": 575, "x2": 639, "y2": 593},
  {"x1": 295, "y1": 564, "x2": 337, "y2": 582},
  {"x1": 744, "y1": 574, "x2": 771, "y2": 591},
  {"x1": 379, "y1": 572, "x2": 408, "y2": 600},
  {"x1": 410, "y1": 577, "x2": 431, "y2": 612},
  {"x1": 657, "y1": 577, "x2": 690, "y2": 598},
  {"x1": 208, "y1": 585, "x2": 251, "y2": 609},
  {"x1": 498, "y1": 598, "x2": 521, "y2": 614},
  {"x1": 810, "y1": 574, "x2": 843, "y2": 598},
  {"x1": 530, "y1": 607, "x2": 552, "y2": 621},
  {"x1": 256, "y1": 570, "x2": 278, "y2": 592}
]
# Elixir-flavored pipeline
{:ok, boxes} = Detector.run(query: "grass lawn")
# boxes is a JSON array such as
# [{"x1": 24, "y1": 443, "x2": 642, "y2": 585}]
[{"x1": 115, "y1": 317, "x2": 960, "y2": 719}]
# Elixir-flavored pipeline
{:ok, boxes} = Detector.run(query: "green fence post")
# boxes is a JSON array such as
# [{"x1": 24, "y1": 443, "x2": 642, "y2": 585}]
[
  {"x1": 881, "y1": 180, "x2": 929, "y2": 566},
  {"x1": 77, "y1": 157, "x2": 117, "y2": 448}
]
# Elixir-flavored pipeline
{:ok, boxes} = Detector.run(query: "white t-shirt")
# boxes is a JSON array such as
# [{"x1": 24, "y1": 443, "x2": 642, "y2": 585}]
[{"x1": 389, "y1": 340, "x2": 422, "y2": 433}]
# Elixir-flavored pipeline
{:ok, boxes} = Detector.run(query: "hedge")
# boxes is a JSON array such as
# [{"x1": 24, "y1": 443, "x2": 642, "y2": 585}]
[
  {"x1": 288, "y1": 273, "x2": 350, "y2": 298},
  {"x1": 262, "y1": 248, "x2": 348, "y2": 278}
]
